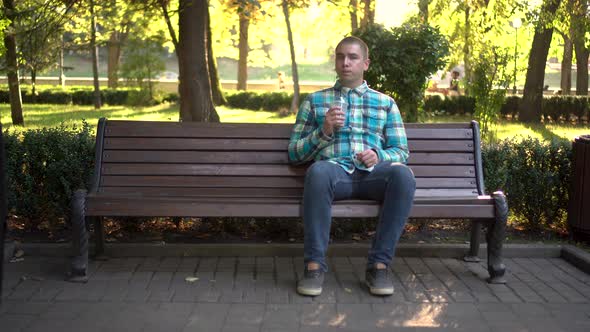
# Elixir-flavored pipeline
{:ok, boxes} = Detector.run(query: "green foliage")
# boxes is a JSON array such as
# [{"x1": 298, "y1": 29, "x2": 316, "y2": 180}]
[
  {"x1": 120, "y1": 34, "x2": 167, "y2": 102},
  {"x1": 225, "y1": 90, "x2": 309, "y2": 111},
  {"x1": 354, "y1": 23, "x2": 450, "y2": 122},
  {"x1": 482, "y1": 137, "x2": 571, "y2": 233},
  {"x1": 423, "y1": 95, "x2": 476, "y2": 116},
  {"x1": 469, "y1": 45, "x2": 512, "y2": 140},
  {"x1": 3, "y1": 122, "x2": 95, "y2": 231}
]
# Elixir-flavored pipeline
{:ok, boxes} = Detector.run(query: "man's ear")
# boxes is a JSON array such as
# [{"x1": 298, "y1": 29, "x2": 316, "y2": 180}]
[{"x1": 364, "y1": 58, "x2": 370, "y2": 71}]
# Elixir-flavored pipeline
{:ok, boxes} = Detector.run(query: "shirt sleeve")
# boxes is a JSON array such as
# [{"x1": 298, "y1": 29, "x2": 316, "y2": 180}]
[
  {"x1": 375, "y1": 101, "x2": 409, "y2": 163},
  {"x1": 288, "y1": 96, "x2": 334, "y2": 164}
]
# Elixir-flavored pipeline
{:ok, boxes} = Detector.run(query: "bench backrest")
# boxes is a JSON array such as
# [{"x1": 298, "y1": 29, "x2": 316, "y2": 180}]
[{"x1": 92, "y1": 119, "x2": 485, "y2": 199}]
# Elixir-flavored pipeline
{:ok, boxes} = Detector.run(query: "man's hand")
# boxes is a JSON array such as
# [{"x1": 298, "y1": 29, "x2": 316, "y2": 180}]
[
  {"x1": 355, "y1": 149, "x2": 379, "y2": 168},
  {"x1": 322, "y1": 106, "x2": 345, "y2": 136}
]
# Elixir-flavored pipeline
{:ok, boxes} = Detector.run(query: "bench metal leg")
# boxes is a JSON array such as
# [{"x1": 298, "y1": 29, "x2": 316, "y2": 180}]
[
  {"x1": 93, "y1": 216, "x2": 107, "y2": 260},
  {"x1": 69, "y1": 190, "x2": 89, "y2": 283},
  {"x1": 464, "y1": 220, "x2": 482, "y2": 262},
  {"x1": 486, "y1": 191, "x2": 508, "y2": 284}
]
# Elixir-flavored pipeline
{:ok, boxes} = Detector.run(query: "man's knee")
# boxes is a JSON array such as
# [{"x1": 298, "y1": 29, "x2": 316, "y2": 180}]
[
  {"x1": 305, "y1": 161, "x2": 338, "y2": 186},
  {"x1": 386, "y1": 163, "x2": 416, "y2": 186}
]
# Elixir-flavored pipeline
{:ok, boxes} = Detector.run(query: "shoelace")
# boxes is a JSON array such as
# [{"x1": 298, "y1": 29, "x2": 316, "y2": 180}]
[
  {"x1": 305, "y1": 269, "x2": 322, "y2": 279},
  {"x1": 373, "y1": 268, "x2": 389, "y2": 279}
]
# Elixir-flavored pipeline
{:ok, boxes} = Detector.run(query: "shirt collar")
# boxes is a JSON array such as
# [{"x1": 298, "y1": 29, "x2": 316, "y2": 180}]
[{"x1": 334, "y1": 80, "x2": 369, "y2": 96}]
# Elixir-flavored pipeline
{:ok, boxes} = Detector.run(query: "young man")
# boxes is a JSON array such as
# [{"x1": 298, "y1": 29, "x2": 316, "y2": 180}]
[{"x1": 288, "y1": 36, "x2": 416, "y2": 296}]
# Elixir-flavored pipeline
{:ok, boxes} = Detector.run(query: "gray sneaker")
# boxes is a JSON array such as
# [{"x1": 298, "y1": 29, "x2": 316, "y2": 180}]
[
  {"x1": 365, "y1": 266, "x2": 394, "y2": 295},
  {"x1": 297, "y1": 268, "x2": 324, "y2": 296}
]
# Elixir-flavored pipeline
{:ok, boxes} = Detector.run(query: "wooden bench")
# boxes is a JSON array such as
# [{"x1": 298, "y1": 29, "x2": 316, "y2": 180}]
[{"x1": 69, "y1": 118, "x2": 508, "y2": 284}]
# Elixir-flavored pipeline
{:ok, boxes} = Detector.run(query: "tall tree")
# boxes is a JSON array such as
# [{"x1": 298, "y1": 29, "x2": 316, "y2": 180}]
[
  {"x1": 237, "y1": 11, "x2": 249, "y2": 90},
  {"x1": 2, "y1": 0, "x2": 24, "y2": 126},
  {"x1": 178, "y1": 0, "x2": 219, "y2": 122},
  {"x1": 572, "y1": 0, "x2": 589, "y2": 95},
  {"x1": 349, "y1": 0, "x2": 358, "y2": 32},
  {"x1": 282, "y1": 0, "x2": 300, "y2": 113},
  {"x1": 89, "y1": 0, "x2": 101, "y2": 109},
  {"x1": 520, "y1": 0, "x2": 563, "y2": 122},
  {"x1": 207, "y1": 6, "x2": 225, "y2": 105},
  {"x1": 554, "y1": 0, "x2": 574, "y2": 94},
  {"x1": 360, "y1": 0, "x2": 374, "y2": 28},
  {"x1": 419, "y1": 0, "x2": 430, "y2": 24}
]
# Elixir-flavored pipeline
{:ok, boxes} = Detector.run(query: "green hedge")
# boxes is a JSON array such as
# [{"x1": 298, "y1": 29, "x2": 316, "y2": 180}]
[
  {"x1": 224, "y1": 90, "x2": 310, "y2": 111},
  {"x1": 482, "y1": 138, "x2": 571, "y2": 233},
  {"x1": 2, "y1": 125, "x2": 573, "y2": 236},
  {"x1": 3, "y1": 123, "x2": 95, "y2": 232},
  {"x1": 3, "y1": 86, "x2": 590, "y2": 122},
  {"x1": 0, "y1": 85, "x2": 170, "y2": 106},
  {"x1": 425, "y1": 94, "x2": 590, "y2": 123}
]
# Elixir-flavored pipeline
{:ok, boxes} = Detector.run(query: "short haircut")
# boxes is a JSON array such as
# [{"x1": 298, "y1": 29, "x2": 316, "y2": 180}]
[{"x1": 336, "y1": 36, "x2": 369, "y2": 59}]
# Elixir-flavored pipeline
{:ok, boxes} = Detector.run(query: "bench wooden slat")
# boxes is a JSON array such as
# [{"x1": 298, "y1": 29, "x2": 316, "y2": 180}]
[
  {"x1": 102, "y1": 164, "x2": 308, "y2": 177},
  {"x1": 94, "y1": 187, "x2": 478, "y2": 198},
  {"x1": 105, "y1": 121, "x2": 473, "y2": 140},
  {"x1": 86, "y1": 197, "x2": 494, "y2": 218},
  {"x1": 103, "y1": 138, "x2": 475, "y2": 153},
  {"x1": 100, "y1": 178, "x2": 477, "y2": 197},
  {"x1": 100, "y1": 166, "x2": 474, "y2": 188},
  {"x1": 101, "y1": 155, "x2": 474, "y2": 177},
  {"x1": 102, "y1": 151, "x2": 475, "y2": 167},
  {"x1": 103, "y1": 151, "x2": 289, "y2": 164}
]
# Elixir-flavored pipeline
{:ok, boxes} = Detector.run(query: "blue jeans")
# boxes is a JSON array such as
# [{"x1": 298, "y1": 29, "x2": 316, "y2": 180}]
[{"x1": 303, "y1": 160, "x2": 416, "y2": 272}]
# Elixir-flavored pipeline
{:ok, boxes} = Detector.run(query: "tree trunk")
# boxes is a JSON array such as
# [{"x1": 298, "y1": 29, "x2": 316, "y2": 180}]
[
  {"x1": 282, "y1": 0, "x2": 300, "y2": 114},
  {"x1": 350, "y1": 0, "x2": 358, "y2": 32},
  {"x1": 160, "y1": 0, "x2": 179, "y2": 56},
  {"x1": 560, "y1": 34, "x2": 573, "y2": 95},
  {"x1": 360, "y1": 0, "x2": 374, "y2": 28},
  {"x1": 90, "y1": 0, "x2": 101, "y2": 109},
  {"x1": 107, "y1": 32, "x2": 122, "y2": 89},
  {"x1": 573, "y1": 0, "x2": 589, "y2": 95},
  {"x1": 207, "y1": 6, "x2": 226, "y2": 105},
  {"x1": 520, "y1": 0, "x2": 562, "y2": 122},
  {"x1": 31, "y1": 69, "x2": 37, "y2": 102},
  {"x1": 574, "y1": 36, "x2": 589, "y2": 96},
  {"x1": 2, "y1": 0, "x2": 24, "y2": 126},
  {"x1": 463, "y1": 7, "x2": 472, "y2": 93},
  {"x1": 59, "y1": 35, "x2": 65, "y2": 87},
  {"x1": 237, "y1": 13, "x2": 249, "y2": 90},
  {"x1": 178, "y1": 0, "x2": 219, "y2": 122},
  {"x1": 419, "y1": 0, "x2": 429, "y2": 24}
]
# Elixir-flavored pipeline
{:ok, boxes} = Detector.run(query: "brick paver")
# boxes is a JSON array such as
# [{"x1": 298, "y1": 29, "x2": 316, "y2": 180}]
[{"x1": 1, "y1": 255, "x2": 589, "y2": 331}]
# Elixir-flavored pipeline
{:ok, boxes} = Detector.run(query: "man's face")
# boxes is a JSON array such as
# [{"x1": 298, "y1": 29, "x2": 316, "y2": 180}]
[{"x1": 335, "y1": 43, "x2": 370, "y2": 88}]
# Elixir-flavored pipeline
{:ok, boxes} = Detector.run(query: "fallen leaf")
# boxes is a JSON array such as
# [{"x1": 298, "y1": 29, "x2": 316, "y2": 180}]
[
  {"x1": 344, "y1": 288, "x2": 352, "y2": 293},
  {"x1": 185, "y1": 276, "x2": 199, "y2": 283}
]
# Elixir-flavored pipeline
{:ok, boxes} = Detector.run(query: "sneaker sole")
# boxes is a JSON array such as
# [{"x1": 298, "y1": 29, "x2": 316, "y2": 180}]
[
  {"x1": 365, "y1": 281, "x2": 394, "y2": 296},
  {"x1": 297, "y1": 286, "x2": 322, "y2": 296}
]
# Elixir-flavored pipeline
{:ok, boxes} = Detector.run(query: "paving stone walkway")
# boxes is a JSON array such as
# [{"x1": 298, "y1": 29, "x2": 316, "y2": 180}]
[{"x1": 1, "y1": 255, "x2": 590, "y2": 331}]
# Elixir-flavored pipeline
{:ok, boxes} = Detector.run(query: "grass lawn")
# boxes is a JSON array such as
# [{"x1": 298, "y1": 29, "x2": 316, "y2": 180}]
[{"x1": 1, "y1": 103, "x2": 588, "y2": 142}]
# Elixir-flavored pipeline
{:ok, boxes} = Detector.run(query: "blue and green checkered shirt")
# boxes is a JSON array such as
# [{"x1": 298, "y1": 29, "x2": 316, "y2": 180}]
[{"x1": 288, "y1": 80, "x2": 409, "y2": 173}]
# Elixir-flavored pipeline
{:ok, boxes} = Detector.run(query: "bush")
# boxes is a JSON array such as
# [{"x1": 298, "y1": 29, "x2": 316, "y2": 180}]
[
  {"x1": 4, "y1": 122, "x2": 95, "y2": 231},
  {"x1": 482, "y1": 138, "x2": 571, "y2": 233}
]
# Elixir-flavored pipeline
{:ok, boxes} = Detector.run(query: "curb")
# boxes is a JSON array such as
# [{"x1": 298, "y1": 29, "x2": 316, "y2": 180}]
[
  {"x1": 560, "y1": 244, "x2": 590, "y2": 274},
  {"x1": 10, "y1": 242, "x2": 564, "y2": 259}
]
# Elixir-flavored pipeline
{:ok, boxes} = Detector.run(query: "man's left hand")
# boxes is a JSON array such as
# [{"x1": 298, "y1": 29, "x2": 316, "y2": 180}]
[{"x1": 356, "y1": 149, "x2": 379, "y2": 168}]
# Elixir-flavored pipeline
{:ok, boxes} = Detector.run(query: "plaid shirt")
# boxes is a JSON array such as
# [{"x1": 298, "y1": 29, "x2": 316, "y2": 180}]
[{"x1": 288, "y1": 80, "x2": 409, "y2": 173}]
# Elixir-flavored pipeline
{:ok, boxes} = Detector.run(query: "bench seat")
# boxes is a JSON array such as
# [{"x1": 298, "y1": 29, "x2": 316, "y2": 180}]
[{"x1": 69, "y1": 119, "x2": 508, "y2": 284}]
